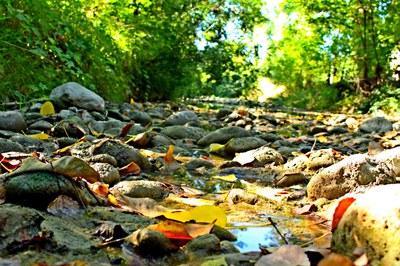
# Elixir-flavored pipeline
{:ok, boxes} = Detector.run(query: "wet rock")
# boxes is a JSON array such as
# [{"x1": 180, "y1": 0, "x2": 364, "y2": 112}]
[
  {"x1": 91, "y1": 119, "x2": 125, "y2": 134},
  {"x1": 220, "y1": 241, "x2": 239, "y2": 254},
  {"x1": 308, "y1": 126, "x2": 328, "y2": 135},
  {"x1": 185, "y1": 158, "x2": 215, "y2": 172},
  {"x1": 211, "y1": 225, "x2": 237, "y2": 241},
  {"x1": 374, "y1": 146, "x2": 400, "y2": 176},
  {"x1": 91, "y1": 140, "x2": 151, "y2": 170},
  {"x1": 359, "y1": 116, "x2": 393, "y2": 133},
  {"x1": 185, "y1": 234, "x2": 221, "y2": 259},
  {"x1": 0, "y1": 138, "x2": 26, "y2": 152},
  {"x1": 110, "y1": 180, "x2": 167, "y2": 199},
  {"x1": 216, "y1": 108, "x2": 233, "y2": 119},
  {"x1": 125, "y1": 228, "x2": 174, "y2": 255},
  {"x1": 259, "y1": 133, "x2": 282, "y2": 142},
  {"x1": 126, "y1": 110, "x2": 152, "y2": 126},
  {"x1": 10, "y1": 135, "x2": 53, "y2": 153},
  {"x1": 87, "y1": 154, "x2": 118, "y2": 167},
  {"x1": 160, "y1": 125, "x2": 205, "y2": 141},
  {"x1": 226, "y1": 189, "x2": 259, "y2": 205},
  {"x1": 198, "y1": 126, "x2": 251, "y2": 146},
  {"x1": 145, "y1": 107, "x2": 167, "y2": 119},
  {"x1": 50, "y1": 82, "x2": 105, "y2": 112},
  {"x1": 0, "y1": 111, "x2": 27, "y2": 132},
  {"x1": 217, "y1": 167, "x2": 278, "y2": 186},
  {"x1": 0, "y1": 204, "x2": 43, "y2": 255},
  {"x1": 150, "y1": 134, "x2": 175, "y2": 147},
  {"x1": 225, "y1": 137, "x2": 267, "y2": 154},
  {"x1": 327, "y1": 125, "x2": 349, "y2": 134},
  {"x1": 225, "y1": 253, "x2": 262, "y2": 266},
  {"x1": 4, "y1": 171, "x2": 98, "y2": 209},
  {"x1": 91, "y1": 163, "x2": 120, "y2": 184},
  {"x1": 233, "y1": 145, "x2": 285, "y2": 166},
  {"x1": 165, "y1": 110, "x2": 200, "y2": 126},
  {"x1": 51, "y1": 116, "x2": 89, "y2": 138},
  {"x1": 331, "y1": 184, "x2": 400, "y2": 265},
  {"x1": 307, "y1": 154, "x2": 396, "y2": 200}
]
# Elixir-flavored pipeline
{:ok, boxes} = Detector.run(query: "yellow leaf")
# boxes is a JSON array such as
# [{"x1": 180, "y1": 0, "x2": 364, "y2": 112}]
[
  {"x1": 213, "y1": 174, "x2": 237, "y2": 182},
  {"x1": 28, "y1": 132, "x2": 50, "y2": 140},
  {"x1": 209, "y1": 143, "x2": 225, "y2": 153},
  {"x1": 317, "y1": 135, "x2": 328, "y2": 143},
  {"x1": 161, "y1": 205, "x2": 227, "y2": 227},
  {"x1": 108, "y1": 194, "x2": 119, "y2": 206},
  {"x1": 166, "y1": 194, "x2": 215, "y2": 206},
  {"x1": 130, "y1": 98, "x2": 135, "y2": 104},
  {"x1": 40, "y1": 101, "x2": 55, "y2": 116}
]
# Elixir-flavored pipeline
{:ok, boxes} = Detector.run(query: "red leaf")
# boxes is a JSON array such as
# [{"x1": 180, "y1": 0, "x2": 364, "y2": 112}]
[
  {"x1": 120, "y1": 122, "x2": 135, "y2": 137},
  {"x1": 331, "y1": 197, "x2": 356, "y2": 232}
]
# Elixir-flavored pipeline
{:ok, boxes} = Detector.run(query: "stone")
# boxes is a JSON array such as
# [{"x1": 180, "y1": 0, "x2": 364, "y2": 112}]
[
  {"x1": 307, "y1": 154, "x2": 396, "y2": 200},
  {"x1": 91, "y1": 140, "x2": 151, "y2": 170},
  {"x1": 0, "y1": 111, "x2": 27, "y2": 132},
  {"x1": 184, "y1": 234, "x2": 221, "y2": 259},
  {"x1": 165, "y1": 110, "x2": 200, "y2": 126},
  {"x1": 125, "y1": 228, "x2": 174, "y2": 255},
  {"x1": 0, "y1": 138, "x2": 26, "y2": 153},
  {"x1": 161, "y1": 125, "x2": 205, "y2": 141},
  {"x1": 50, "y1": 82, "x2": 105, "y2": 112},
  {"x1": 126, "y1": 110, "x2": 152, "y2": 126},
  {"x1": 233, "y1": 145, "x2": 285, "y2": 166},
  {"x1": 359, "y1": 116, "x2": 393, "y2": 133},
  {"x1": 374, "y1": 146, "x2": 400, "y2": 176},
  {"x1": 110, "y1": 180, "x2": 167, "y2": 199},
  {"x1": 331, "y1": 184, "x2": 400, "y2": 265},
  {"x1": 91, "y1": 119, "x2": 125, "y2": 134},
  {"x1": 28, "y1": 120, "x2": 53, "y2": 132},
  {"x1": 10, "y1": 135, "x2": 53, "y2": 153},
  {"x1": 90, "y1": 163, "x2": 120, "y2": 184},
  {"x1": 51, "y1": 116, "x2": 89, "y2": 138},
  {"x1": 225, "y1": 137, "x2": 267, "y2": 154},
  {"x1": 198, "y1": 126, "x2": 251, "y2": 146},
  {"x1": 306, "y1": 149, "x2": 337, "y2": 170}
]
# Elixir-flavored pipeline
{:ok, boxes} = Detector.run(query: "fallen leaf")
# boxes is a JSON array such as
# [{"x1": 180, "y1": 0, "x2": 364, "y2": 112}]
[
  {"x1": 0, "y1": 185, "x2": 5, "y2": 204},
  {"x1": 119, "y1": 161, "x2": 141, "y2": 176},
  {"x1": 213, "y1": 174, "x2": 237, "y2": 182},
  {"x1": 166, "y1": 194, "x2": 215, "y2": 206},
  {"x1": 209, "y1": 143, "x2": 225, "y2": 153},
  {"x1": 255, "y1": 245, "x2": 310, "y2": 266},
  {"x1": 292, "y1": 204, "x2": 317, "y2": 215},
  {"x1": 130, "y1": 98, "x2": 135, "y2": 104},
  {"x1": 233, "y1": 151, "x2": 255, "y2": 165},
  {"x1": 317, "y1": 136, "x2": 328, "y2": 143},
  {"x1": 87, "y1": 182, "x2": 109, "y2": 197},
  {"x1": 7, "y1": 156, "x2": 101, "y2": 183},
  {"x1": 54, "y1": 141, "x2": 85, "y2": 155},
  {"x1": 160, "y1": 205, "x2": 227, "y2": 227},
  {"x1": 113, "y1": 192, "x2": 169, "y2": 217},
  {"x1": 275, "y1": 172, "x2": 306, "y2": 187},
  {"x1": 331, "y1": 197, "x2": 356, "y2": 232},
  {"x1": 28, "y1": 132, "x2": 51, "y2": 140},
  {"x1": 148, "y1": 220, "x2": 193, "y2": 241},
  {"x1": 368, "y1": 141, "x2": 384, "y2": 156},
  {"x1": 40, "y1": 101, "x2": 55, "y2": 116},
  {"x1": 164, "y1": 145, "x2": 175, "y2": 163},
  {"x1": 119, "y1": 122, "x2": 135, "y2": 137},
  {"x1": 126, "y1": 131, "x2": 154, "y2": 147},
  {"x1": 107, "y1": 194, "x2": 119, "y2": 206},
  {"x1": 47, "y1": 195, "x2": 84, "y2": 219},
  {"x1": 0, "y1": 153, "x2": 22, "y2": 172},
  {"x1": 238, "y1": 109, "x2": 248, "y2": 116}
]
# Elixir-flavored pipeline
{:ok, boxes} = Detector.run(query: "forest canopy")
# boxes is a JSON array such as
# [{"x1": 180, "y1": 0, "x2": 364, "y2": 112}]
[{"x1": 1, "y1": 0, "x2": 400, "y2": 113}]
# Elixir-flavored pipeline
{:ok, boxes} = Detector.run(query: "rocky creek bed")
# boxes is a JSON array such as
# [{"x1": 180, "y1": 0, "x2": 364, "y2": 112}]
[{"x1": 2, "y1": 82, "x2": 400, "y2": 265}]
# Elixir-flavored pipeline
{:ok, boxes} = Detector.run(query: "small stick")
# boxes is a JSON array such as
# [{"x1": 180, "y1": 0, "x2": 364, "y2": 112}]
[{"x1": 268, "y1": 217, "x2": 288, "y2": 245}]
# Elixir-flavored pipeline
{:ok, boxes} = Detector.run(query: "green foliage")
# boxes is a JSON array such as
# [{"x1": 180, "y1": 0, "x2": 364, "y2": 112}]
[{"x1": 367, "y1": 85, "x2": 400, "y2": 114}]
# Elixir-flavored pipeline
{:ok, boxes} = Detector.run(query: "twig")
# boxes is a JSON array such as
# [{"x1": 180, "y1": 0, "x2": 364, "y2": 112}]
[{"x1": 268, "y1": 217, "x2": 288, "y2": 244}]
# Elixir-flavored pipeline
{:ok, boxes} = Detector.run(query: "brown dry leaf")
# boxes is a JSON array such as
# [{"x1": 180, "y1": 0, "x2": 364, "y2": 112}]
[
  {"x1": 113, "y1": 192, "x2": 169, "y2": 217},
  {"x1": 368, "y1": 141, "x2": 384, "y2": 155},
  {"x1": 47, "y1": 195, "x2": 84, "y2": 219},
  {"x1": 317, "y1": 253, "x2": 353, "y2": 266},
  {"x1": 331, "y1": 197, "x2": 356, "y2": 232},
  {"x1": 0, "y1": 184, "x2": 5, "y2": 204},
  {"x1": 238, "y1": 109, "x2": 248, "y2": 116},
  {"x1": 119, "y1": 122, "x2": 135, "y2": 138},
  {"x1": 54, "y1": 140, "x2": 85, "y2": 155},
  {"x1": 164, "y1": 144, "x2": 175, "y2": 163},
  {"x1": 7, "y1": 156, "x2": 101, "y2": 183},
  {"x1": 148, "y1": 220, "x2": 193, "y2": 241},
  {"x1": 385, "y1": 130, "x2": 398, "y2": 139},
  {"x1": 87, "y1": 182, "x2": 109, "y2": 197},
  {"x1": 119, "y1": 161, "x2": 141, "y2": 176},
  {"x1": 275, "y1": 172, "x2": 306, "y2": 187},
  {"x1": 292, "y1": 204, "x2": 317, "y2": 215},
  {"x1": 255, "y1": 245, "x2": 310, "y2": 266},
  {"x1": 126, "y1": 131, "x2": 154, "y2": 147}
]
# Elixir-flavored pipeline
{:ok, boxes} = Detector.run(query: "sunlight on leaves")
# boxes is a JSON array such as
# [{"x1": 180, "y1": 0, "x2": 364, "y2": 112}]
[
  {"x1": 28, "y1": 132, "x2": 51, "y2": 140},
  {"x1": 164, "y1": 144, "x2": 175, "y2": 163},
  {"x1": 160, "y1": 205, "x2": 227, "y2": 227},
  {"x1": 119, "y1": 161, "x2": 141, "y2": 176},
  {"x1": 317, "y1": 135, "x2": 328, "y2": 143},
  {"x1": 209, "y1": 143, "x2": 225, "y2": 153},
  {"x1": 148, "y1": 220, "x2": 214, "y2": 241},
  {"x1": 331, "y1": 197, "x2": 356, "y2": 232},
  {"x1": 166, "y1": 194, "x2": 215, "y2": 206},
  {"x1": 40, "y1": 101, "x2": 55, "y2": 116}
]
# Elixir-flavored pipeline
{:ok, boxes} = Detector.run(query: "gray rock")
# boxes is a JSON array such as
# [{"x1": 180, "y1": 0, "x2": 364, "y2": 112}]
[
  {"x1": 359, "y1": 116, "x2": 393, "y2": 133},
  {"x1": 87, "y1": 154, "x2": 118, "y2": 167},
  {"x1": 216, "y1": 108, "x2": 233, "y2": 119},
  {"x1": 165, "y1": 110, "x2": 199, "y2": 126},
  {"x1": 307, "y1": 154, "x2": 396, "y2": 200},
  {"x1": 198, "y1": 126, "x2": 251, "y2": 146},
  {"x1": 150, "y1": 134, "x2": 175, "y2": 147},
  {"x1": 161, "y1": 125, "x2": 205, "y2": 141},
  {"x1": 306, "y1": 149, "x2": 337, "y2": 170},
  {"x1": 332, "y1": 184, "x2": 400, "y2": 265},
  {"x1": 225, "y1": 137, "x2": 267, "y2": 154},
  {"x1": 126, "y1": 110, "x2": 152, "y2": 126},
  {"x1": 185, "y1": 234, "x2": 221, "y2": 259},
  {"x1": 50, "y1": 82, "x2": 105, "y2": 112},
  {"x1": 51, "y1": 116, "x2": 89, "y2": 138},
  {"x1": 91, "y1": 119, "x2": 125, "y2": 134},
  {"x1": 220, "y1": 240, "x2": 239, "y2": 254},
  {"x1": 90, "y1": 163, "x2": 120, "y2": 184},
  {"x1": 327, "y1": 125, "x2": 349, "y2": 134},
  {"x1": 0, "y1": 111, "x2": 27, "y2": 132},
  {"x1": 110, "y1": 180, "x2": 167, "y2": 199},
  {"x1": 0, "y1": 138, "x2": 26, "y2": 152},
  {"x1": 233, "y1": 145, "x2": 284, "y2": 165},
  {"x1": 216, "y1": 167, "x2": 279, "y2": 186},
  {"x1": 185, "y1": 159, "x2": 215, "y2": 171},
  {"x1": 28, "y1": 120, "x2": 53, "y2": 131},
  {"x1": 91, "y1": 140, "x2": 151, "y2": 170},
  {"x1": 10, "y1": 135, "x2": 53, "y2": 153}
]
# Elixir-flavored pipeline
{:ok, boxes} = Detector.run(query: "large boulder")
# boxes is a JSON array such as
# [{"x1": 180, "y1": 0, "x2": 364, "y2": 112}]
[
  {"x1": 160, "y1": 125, "x2": 205, "y2": 141},
  {"x1": 165, "y1": 110, "x2": 200, "y2": 126},
  {"x1": 332, "y1": 184, "x2": 400, "y2": 265},
  {"x1": 198, "y1": 126, "x2": 251, "y2": 146},
  {"x1": 307, "y1": 154, "x2": 396, "y2": 200},
  {"x1": 359, "y1": 117, "x2": 393, "y2": 133},
  {"x1": 0, "y1": 111, "x2": 27, "y2": 132},
  {"x1": 50, "y1": 82, "x2": 105, "y2": 112}
]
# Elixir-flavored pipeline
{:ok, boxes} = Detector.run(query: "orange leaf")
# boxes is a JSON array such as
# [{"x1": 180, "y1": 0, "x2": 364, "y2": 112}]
[
  {"x1": 164, "y1": 145, "x2": 175, "y2": 163},
  {"x1": 119, "y1": 161, "x2": 141, "y2": 176},
  {"x1": 87, "y1": 182, "x2": 109, "y2": 197},
  {"x1": 332, "y1": 197, "x2": 356, "y2": 232},
  {"x1": 148, "y1": 220, "x2": 193, "y2": 241},
  {"x1": 107, "y1": 194, "x2": 119, "y2": 206},
  {"x1": 120, "y1": 122, "x2": 135, "y2": 137}
]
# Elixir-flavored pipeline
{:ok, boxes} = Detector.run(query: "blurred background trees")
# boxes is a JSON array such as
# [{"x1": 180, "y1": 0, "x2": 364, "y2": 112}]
[{"x1": 1, "y1": 0, "x2": 400, "y2": 113}]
